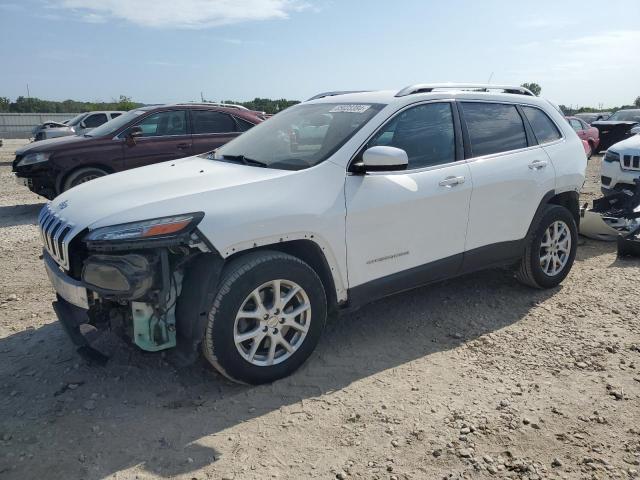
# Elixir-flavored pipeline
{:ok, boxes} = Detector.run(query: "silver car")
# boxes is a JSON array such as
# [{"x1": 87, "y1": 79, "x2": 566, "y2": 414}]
[{"x1": 33, "y1": 111, "x2": 125, "y2": 141}]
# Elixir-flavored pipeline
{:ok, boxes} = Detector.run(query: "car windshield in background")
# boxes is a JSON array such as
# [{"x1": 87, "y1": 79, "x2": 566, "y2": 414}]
[
  {"x1": 66, "y1": 113, "x2": 88, "y2": 127},
  {"x1": 85, "y1": 110, "x2": 146, "y2": 137},
  {"x1": 213, "y1": 103, "x2": 385, "y2": 170},
  {"x1": 607, "y1": 110, "x2": 640, "y2": 122}
]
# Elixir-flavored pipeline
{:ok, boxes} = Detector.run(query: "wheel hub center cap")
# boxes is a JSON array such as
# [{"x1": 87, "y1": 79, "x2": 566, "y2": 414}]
[{"x1": 266, "y1": 316, "x2": 279, "y2": 328}]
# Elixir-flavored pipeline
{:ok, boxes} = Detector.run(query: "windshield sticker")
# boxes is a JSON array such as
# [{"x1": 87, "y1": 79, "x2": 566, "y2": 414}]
[{"x1": 329, "y1": 104, "x2": 371, "y2": 114}]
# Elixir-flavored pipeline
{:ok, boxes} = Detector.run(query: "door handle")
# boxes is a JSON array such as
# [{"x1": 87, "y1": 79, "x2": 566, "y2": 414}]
[
  {"x1": 439, "y1": 176, "x2": 465, "y2": 187},
  {"x1": 528, "y1": 160, "x2": 548, "y2": 170},
  {"x1": 177, "y1": 143, "x2": 190, "y2": 150}
]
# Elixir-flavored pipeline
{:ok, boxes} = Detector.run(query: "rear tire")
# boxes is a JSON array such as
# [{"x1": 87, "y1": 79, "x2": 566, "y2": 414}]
[
  {"x1": 203, "y1": 251, "x2": 327, "y2": 385},
  {"x1": 516, "y1": 205, "x2": 577, "y2": 289},
  {"x1": 62, "y1": 167, "x2": 108, "y2": 192}
]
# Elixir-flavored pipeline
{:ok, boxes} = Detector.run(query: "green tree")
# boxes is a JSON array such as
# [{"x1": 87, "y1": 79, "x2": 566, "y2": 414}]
[
  {"x1": 114, "y1": 95, "x2": 137, "y2": 111},
  {"x1": 0, "y1": 97, "x2": 10, "y2": 112},
  {"x1": 634, "y1": 96, "x2": 640, "y2": 108},
  {"x1": 521, "y1": 82, "x2": 542, "y2": 96}
]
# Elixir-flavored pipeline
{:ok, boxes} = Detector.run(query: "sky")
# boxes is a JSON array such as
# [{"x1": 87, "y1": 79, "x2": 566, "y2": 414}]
[{"x1": 0, "y1": 0, "x2": 639, "y2": 108}]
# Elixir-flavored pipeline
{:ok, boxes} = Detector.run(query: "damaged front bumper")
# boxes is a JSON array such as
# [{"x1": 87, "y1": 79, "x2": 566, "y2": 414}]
[{"x1": 44, "y1": 244, "x2": 224, "y2": 365}]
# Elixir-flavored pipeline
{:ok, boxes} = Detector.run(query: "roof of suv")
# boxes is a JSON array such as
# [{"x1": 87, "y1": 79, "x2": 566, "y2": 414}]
[{"x1": 305, "y1": 84, "x2": 551, "y2": 109}]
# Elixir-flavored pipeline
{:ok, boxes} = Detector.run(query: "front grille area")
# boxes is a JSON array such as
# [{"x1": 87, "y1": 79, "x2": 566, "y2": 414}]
[
  {"x1": 622, "y1": 154, "x2": 640, "y2": 171},
  {"x1": 38, "y1": 204, "x2": 75, "y2": 270}
]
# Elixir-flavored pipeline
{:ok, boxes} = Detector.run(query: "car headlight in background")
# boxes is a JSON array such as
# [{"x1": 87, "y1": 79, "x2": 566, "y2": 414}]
[
  {"x1": 16, "y1": 152, "x2": 51, "y2": 167},
  {"x1": 84, "y1": 213, "x2": 204, "y2": 243},
  {"x1": 603, "y1": 151, "x2": 620, "y2": 163}
]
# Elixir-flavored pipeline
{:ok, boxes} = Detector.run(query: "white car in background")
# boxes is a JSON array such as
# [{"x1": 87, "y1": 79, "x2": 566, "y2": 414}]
[
  {"x1": 33, "y1": 111, "x2": 125, "y2": 141},
  {"x1": 37, "y1": 84, "x2": 586, "y2": 384},
  {"x1": 601, "y1": 134, "x2": 640, "y2": 194}
]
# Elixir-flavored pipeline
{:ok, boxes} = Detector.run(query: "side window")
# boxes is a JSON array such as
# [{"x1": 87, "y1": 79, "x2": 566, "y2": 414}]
[
  {"x1": 461, "y1": 102, "x2": 528, "y2": 157},
  {"x1": 84, "y1": 113, "x2": 108, "y2": 128},
  {"x1": 569, "y1": 119, "x2": 583, "y2": 132},
  {"x1": 522, "y1": 106, "x2": 563, "y2": 144},
  {"x1": 368, "y1": 102, "x2": 456, "y2": 169},
  {"x1": 192, "y1": 110, "x2": 235, "y2": 134},
  {"x1": 234, "y1": 117, "x2": 256, "y2": 132},
  {"x1": 133, "y1": 111, "x2": 187, "y2": 137},
  {"x1": 111, "y1": 113, "x2": 122, "y2": 119}
]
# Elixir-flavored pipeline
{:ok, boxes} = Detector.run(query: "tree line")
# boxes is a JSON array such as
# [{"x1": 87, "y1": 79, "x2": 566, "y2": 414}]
[
  {"x1": 1, "y1": 89, "x2": 638, "y2": 116},
  {"x1": 0, "y1": 95, "x2": 141, "y2": 113},
  {"x1": 0, "y1": 95, "x2": 300, "y2": 115}
]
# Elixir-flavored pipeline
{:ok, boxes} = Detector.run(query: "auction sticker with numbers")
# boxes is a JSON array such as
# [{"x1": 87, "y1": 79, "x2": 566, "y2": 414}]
[{"x1": 329, "y1": 105, "x2": 371, "y2": 113}]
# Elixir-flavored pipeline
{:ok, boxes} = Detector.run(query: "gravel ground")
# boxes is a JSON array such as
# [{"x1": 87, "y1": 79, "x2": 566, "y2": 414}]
[{"x1": 0, "y1": 139, "x2": 639, "y2": 480}]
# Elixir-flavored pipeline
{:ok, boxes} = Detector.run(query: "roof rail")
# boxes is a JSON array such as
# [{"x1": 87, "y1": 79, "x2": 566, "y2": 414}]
[
  {"x1": 307, "y1": 90, "x2": 371, "y2": 101},
  {"x1": 395, "y1": 83, "x2": 535, "y2": 97},
  {"x1": 174, "y1": 102, "x2": 250, "y2": 110}
]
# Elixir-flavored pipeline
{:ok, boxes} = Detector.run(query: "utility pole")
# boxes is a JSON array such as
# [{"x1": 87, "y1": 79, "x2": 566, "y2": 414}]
[
  {"x1": 200, "y1": 91, "x2": 204, "y2": 102},
  {"x1": 26, "y1": 83, "x2": 30, "y2": 99}
]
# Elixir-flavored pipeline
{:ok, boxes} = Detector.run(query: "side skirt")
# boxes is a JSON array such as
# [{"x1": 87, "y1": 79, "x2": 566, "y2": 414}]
[{"x1": 343, "y1": 240, "x2": 524, "y2": 312}]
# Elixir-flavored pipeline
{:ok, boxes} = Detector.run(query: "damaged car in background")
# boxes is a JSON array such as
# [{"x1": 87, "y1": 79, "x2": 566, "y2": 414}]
[
  {"x1": 32, "y1": 111, "x2": 124, "y2": 141},
  {"x1": 580, "y1": 178, "x2": 640, "y2": 257},
  {"x1": 592, "y1": 109, "x2": 640, "y2": 152}
]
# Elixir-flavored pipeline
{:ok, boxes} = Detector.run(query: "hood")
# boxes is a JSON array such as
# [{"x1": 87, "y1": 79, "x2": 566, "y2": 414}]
[
  {"x1": 49, "y1": 155, "x2": 293, "y2": 232},
  {"x1": 610, "y1": 134, "x2": 640, "y2": 152},
  {"x1": 16, "y1": 134, "x2": 93, "y2": 155}
]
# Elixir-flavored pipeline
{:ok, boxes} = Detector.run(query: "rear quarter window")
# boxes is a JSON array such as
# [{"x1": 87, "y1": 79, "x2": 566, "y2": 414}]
[{"x1": 522, "y1": 107, "x2": 563, "y2": 145}]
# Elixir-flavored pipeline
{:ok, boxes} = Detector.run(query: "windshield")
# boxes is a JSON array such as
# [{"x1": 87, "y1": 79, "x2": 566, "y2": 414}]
[
  {"x1": 86, "y1": 109, "x2": 147, "y2": 137},
  {"x1": 213, "y1": 102, "x2": 385, "y2": 170},
  {"x1": 67, "y1": 113, "x2": 88, "y2": 127},
  {"x1": 608, "y1": 110, "x2": 640, "y2": 122}
]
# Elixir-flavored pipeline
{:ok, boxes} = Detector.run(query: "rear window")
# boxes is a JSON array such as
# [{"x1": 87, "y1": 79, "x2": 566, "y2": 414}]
[
  {"x1": 461, "y1": 102, "x2": 528, "y2": 157},
  {"x1": 522, "y1": 107, "x2": 562, "y2": 143},
  {"x1": 192, "y1": 110, "x2": 235, "y2": 134}
]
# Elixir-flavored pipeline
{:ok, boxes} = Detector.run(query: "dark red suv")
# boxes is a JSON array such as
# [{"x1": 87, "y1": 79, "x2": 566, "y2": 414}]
[{"x1": 13, "y1": 104, "x2": 263, "y2": 199}]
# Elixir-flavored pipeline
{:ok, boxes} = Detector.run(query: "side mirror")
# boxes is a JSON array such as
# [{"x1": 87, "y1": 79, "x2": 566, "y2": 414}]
[
  {"x1": 360, "y1": 146, "x2": 408, "y2": 172},
  {"x1": 126, "y1": 126, "x2": 143, "y2": 145}
]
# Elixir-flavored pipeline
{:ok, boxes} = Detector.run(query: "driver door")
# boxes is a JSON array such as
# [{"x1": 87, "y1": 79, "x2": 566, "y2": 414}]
[
  {"x1": 345, "y1": 101, "x2": 472, "y2": 295},
  {"x1": 123, "y1": 110, "x2": 193, "y2": 170}
]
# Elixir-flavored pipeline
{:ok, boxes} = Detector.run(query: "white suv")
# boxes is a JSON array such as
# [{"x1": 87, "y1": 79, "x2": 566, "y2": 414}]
[
  {"x1": 39, "y1": 84, "x2": 586, "y2": 384},
  {"x1": 600, "y1": 134, "x2": 640, "y2": 194}
]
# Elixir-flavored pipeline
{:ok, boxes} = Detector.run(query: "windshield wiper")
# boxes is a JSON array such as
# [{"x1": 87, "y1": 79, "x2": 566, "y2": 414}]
[{"x1": 219, "y1": 154, "x2": 268, "y2": 168}]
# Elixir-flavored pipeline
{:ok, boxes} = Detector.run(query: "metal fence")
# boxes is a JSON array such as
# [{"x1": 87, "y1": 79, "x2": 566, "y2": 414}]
[{"x1": 0, "y1": 113, "x2": 79, "y2": 139}]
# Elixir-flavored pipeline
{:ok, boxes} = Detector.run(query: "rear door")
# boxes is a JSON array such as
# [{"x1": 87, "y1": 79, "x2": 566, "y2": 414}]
[
  {"x1": 461, "y1": 102, "x2": 556, "y2": 262},
  {"x1": 123, "y1": 110, "x2": 192, "y2": 170},
  {"x1": 190, "y1": 110, "x2": 244, "y2": 154}
]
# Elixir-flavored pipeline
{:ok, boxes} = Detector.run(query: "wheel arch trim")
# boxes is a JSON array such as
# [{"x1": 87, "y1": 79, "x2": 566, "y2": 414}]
[{"x1": 218, "y1": 232, "x2": 347, "y2": 303}]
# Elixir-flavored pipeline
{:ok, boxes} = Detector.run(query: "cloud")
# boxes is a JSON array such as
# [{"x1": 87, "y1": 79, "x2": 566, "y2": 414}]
[{"x1": 55, "y1": 0, "x2": 309, "y2": 28}]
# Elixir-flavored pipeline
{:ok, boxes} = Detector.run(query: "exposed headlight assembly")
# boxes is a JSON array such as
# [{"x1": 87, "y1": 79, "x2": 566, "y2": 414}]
[
  {"x1": 85, "y1": 213, "x2": 204, "y2": 244},
  {"x1": 17, "y1": 152, "x2": 51, "y2": 167}
]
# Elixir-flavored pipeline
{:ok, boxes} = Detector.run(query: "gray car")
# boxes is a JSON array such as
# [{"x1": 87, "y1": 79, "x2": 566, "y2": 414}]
[{"x1": 33, "y1": 111, "x2": 125, "y2": 141}]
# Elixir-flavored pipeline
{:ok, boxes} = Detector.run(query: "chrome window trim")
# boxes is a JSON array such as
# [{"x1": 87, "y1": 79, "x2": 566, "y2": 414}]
[{"x1": 347, "y1": 98, "x2": 461, "y2": 174}]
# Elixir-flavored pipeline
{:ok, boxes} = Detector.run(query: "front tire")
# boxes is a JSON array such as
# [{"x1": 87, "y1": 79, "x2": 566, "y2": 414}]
[
  {"x1": 62, "y1": 167, "x2": 108, "y2": 192},
  {"x1": 203, "y1": 251, "x2": 327, "y2": 385},
  {"x1": 516, "y1": 205, "x2": 578, "y2": 289}
]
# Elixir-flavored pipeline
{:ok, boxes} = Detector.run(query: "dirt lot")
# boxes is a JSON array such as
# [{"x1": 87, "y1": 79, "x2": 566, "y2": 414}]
[{"x1": 0, "y1": 139, "x2": 639, "y2": 480}]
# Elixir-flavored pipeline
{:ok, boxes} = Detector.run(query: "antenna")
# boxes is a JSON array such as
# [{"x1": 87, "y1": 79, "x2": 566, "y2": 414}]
[{"x1": 487, "y1": 72, "x2": 494, "y2": 84}]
